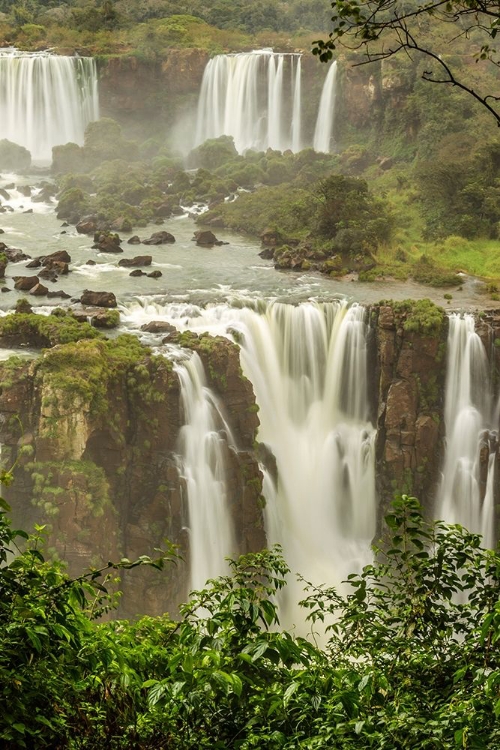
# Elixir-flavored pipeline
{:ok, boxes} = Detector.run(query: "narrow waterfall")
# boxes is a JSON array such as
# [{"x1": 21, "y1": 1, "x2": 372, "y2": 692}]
[
  {"x1": 313, "y1": 60, "x2": 338, "y2": 154},
  {"x1": 234, "y1": 301, "x2": 377, "y2": 627},
  {"x1": 438, "y1": 314, "x2": 497, "y2": 547},
  {"x1": 175, "y1": 352, "x2": 236, "y2": 592},
  {"x1": 0, "y1": 49, "x2": 99, "y2": 162},
  {"x1": 291, "y1": 56, "x2": 302, "y2": 153},
  {"x1": 193, "y1": 49, "x2": 303, "y2": 154}
]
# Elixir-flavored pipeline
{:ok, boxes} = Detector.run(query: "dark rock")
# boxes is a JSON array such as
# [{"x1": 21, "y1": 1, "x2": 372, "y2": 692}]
[
  {"x1": 26, "y1": 258, "x2": 42, "y2": 269},
  {"x1": 80, "y1": 289, "x2": 117, "y2": 308},
  {"x1": 46, "y1": 290, "x2": 71, "y2": 299},
  {"x1": 147, "y1": 270, "x2": 162, "y2": 279},
  {"x1": 129, "y1": 269, "x2": 146, "y2": 277},
  {"x1": 4, "y1": 183, "x2": 15, "y2": 190},
  {"x1": 76, "y1": 218, "x2": 97, "y2": 234},
  {"x1": 0, "y1": 228, "x2": 4, "y2": 233},
  {"x1": 258, "y1": 248, "x2": 275, "y2": 260},
  {"x1": 13, "y1": 276, "x2": 39, "y2": 291},
  {"x1": 30, "y1": 283, "x2": 49, "y2": 296},
  {"x1": 42, "y1": 250, "x2": 71, "y2": 264},
  {"x1": 118, "y1": 255, "x2": 152, "y2": 268},
  {"x1": 93, "y1": 231, "x2": 123, "y2": 253},
  {"x1": 86, "y1": 260, "x2": 97, "y2": 266},
  {"x1": 17, "y1": 185, "x2": 32, "y2": 197},
  {"x1": 0, "y1": 243, "x2": 30, "y2": 263},
  {"x1": 43, "y1": 261, "x2": 69, "y2": 275},
  {"x1": 141, "y1": 321, "x2": 177, "y2": 334},
  {"x1": 1, "y1": 286, "x2": 9, "y2": 292},
  {"x1": 61, "y1": 222, "x2": 69, "y2": 227},
  {"x1": 0, "y1": 188, "x2": 10, "y2": 200},
  {"x1": 192, "y1": 229, "x2": 226, "y2": 246},
  {"x1": 38, "y1": 268, "x2": 59, "y2": 282},
  {"x1": 15, "y1": 298, "x2": 32, "y2": 313},
  {"x1": 0, "y1": 258, "x2": 6, "y2": 279},
  {"x1": 127, "y1": 235, "x2": 141, "y2": 245},
  {"x1": 142, "y1": 231, "x2": 175, "y2": 245},
  {"x1": 22, "y1": 209, "x2": 33, "y2": 214}
]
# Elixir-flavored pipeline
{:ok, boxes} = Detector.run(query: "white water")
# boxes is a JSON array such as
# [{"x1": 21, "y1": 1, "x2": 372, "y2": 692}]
[
  {"x1": 126, "y1": 299, "x2": 377, "y2": 627},
  {"x1": 175, "y1": 352, "x2": 236, "y2": 592},
  {"x1": 194, "y1": 49, "x2": 303, "y2": 154},
  {"x1": 0, "y1": 49, "x2": 99, "y2": 162},
  {"x1": 438, "y1": 314, "x2": 497, "y2": 547},
  {"x1": 313, "y1": 61, "x2": 338, "y2": 154}
]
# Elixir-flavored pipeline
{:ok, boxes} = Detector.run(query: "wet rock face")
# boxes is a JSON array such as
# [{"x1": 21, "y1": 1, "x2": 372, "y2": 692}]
[
  {"x1": 0, "y1": 326, "x2": 266, "y2": 618},
  {"x1": 80, "y1": 289, "x2": 117, "y2": 308},
  {"x1": 373, "y1": 304, "x2": 448, "y2": 516}
]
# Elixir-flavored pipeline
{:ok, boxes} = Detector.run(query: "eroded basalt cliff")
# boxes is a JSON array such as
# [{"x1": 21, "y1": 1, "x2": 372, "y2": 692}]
[{"x1": 0, "y1": 325, "x2": 265, "y2": 618}]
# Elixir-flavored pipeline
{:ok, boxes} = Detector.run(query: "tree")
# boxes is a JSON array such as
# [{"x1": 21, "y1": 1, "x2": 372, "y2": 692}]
[{"x1": 313, "y1": 0, "x2": 500, "y2": 126}]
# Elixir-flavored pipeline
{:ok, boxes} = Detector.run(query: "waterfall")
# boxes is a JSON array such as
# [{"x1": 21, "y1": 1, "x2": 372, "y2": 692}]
[
  {"x1": 233, "y1": 301, "x2": 376, "y2": 628},
  {"x1": 175, "y1": 352, "x2": 236, "y2": 592},
  {"x1": 313, "y1": 60, "x2": 338, "y2": 154},
  {"x1": 438, "y1": 314, "x2": 497, "y2": 547},
  {"x1": 0, "y1": 49, "x2": 99, "y2": 162},
  {"x1": 291, "y1": 56, "x2": 302, "y2": 153},
  {"x1": 193, "y1": 49, "x2": 303, "y2": 154}
]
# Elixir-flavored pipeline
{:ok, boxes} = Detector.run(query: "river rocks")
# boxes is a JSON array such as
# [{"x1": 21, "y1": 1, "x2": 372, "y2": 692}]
[
  {"x1": 72, "y1": 308, "x2": 120, "y2": 328},
  {"x1": 17, "y1": 185, "x2": 32, "y2": 197},
  {"x1": 76, "y1": 217, "x2": 98, "y2": 234},
  {"x1": 192, "y1": 229, "x2": 227, "y2": 246},
  {"x1": 30, "y1": 282, "x2": 49, "y2": 296},
  {"x1": 127, "y1": 235, "x2": 141, "y2": 245},
  {"x1": 14, "y1": 275, "x2": 39, "y2": 291},
  {"x1": 80, "y1": 289, "x2": 117, "y2": 308},
  {"x1": 0, "y1": 255, "x2": 6, "y2": 279},
  {"x1": 0, "y1": 187, "x2": 10, "y2": 200},
  {"x1": 147, "y1": 270, "x2": 162, "y2": 279},
  {"x1": 92, "y1": 231, "x2": 123, "y2": 253},
  {"x1": 33, "y1": 183, "x2": 57, "y2": 203},
  {"x1": 141, "y1": 321, "x2": 177, "y2": 334},
  {"x1": 25, "y1": 258, "x2": 42, "y2": 269},
  {"x1": 129, "y1": 269, "x2": 146, "y2": 277},
  {"x1": 142, "y1": 230, "x2": 176, "y2": 245},
  {"x1": 47, "y1": 290, "x2": 71, "y2": 299},
  {"x1": 118, "y1": 255, "x2": 152, "y2": 267}
]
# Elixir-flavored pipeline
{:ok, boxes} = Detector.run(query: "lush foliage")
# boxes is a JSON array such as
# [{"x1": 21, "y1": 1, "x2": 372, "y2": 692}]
[
  {"x1": 313, "y1": 0, "x2": 500, "y2": 126},
  {"x1": 1, "y1": 494, "x2": 500, "y2": 748}
]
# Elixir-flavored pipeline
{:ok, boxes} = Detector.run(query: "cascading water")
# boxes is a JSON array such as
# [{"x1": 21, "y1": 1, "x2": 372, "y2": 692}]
[
  {"x1": 193, "y1": 49, "x2": 303, "y2": 154},
  {"x1": 127, "y1": 298, "x2": 377, "y2": 626},
  {"x1": 234, "y1": 301, "x2": 376, "y2": 628},
  {"x1": 175, "y1": 351, "x2": 236, "y2": 592},
  {"x1": 438, "y1": 314, "x2": 497, "y2": 547},
  {"x1": 0, "y1": 49, "x2": 99, "y2": 162},
  {"x1": 313, "y1": 60, "x2": 338, "y2": 154}
]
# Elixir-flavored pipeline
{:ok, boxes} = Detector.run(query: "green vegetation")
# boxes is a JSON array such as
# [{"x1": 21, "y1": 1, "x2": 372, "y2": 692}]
[
  {"x1": 2, "y1": 494, "x2": 500, "y2": 748},
  {"x1": 380, "y1": 299, "x2": 446, "y2": 334},
  {"x1": 0, "y1": 312, "x2": 100, "y2": 348}
]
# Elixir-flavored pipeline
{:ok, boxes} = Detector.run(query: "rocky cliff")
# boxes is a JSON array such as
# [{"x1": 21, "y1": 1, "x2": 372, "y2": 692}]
[{"x1": 1, "y1": 304, "x2": 499, "y2": 618}]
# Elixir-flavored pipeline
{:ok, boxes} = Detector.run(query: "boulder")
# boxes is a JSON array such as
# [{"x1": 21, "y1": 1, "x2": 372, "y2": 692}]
[
  {"x1": 30, "y1": 283, "x2": 49, "y2": 296},
  {"x1": 76, "y1": 217, "x2": 98, "y2": 235},
  {"x1": 0, "y1": 188, "x2": 9, "y2": 200},
  {"x1": 127, "y1": 235, "x2": 141, "y2": 245},
  {"x1": 17, "y1": 185, "x2": 32, "y2": 197},
  {"x1": 46, "y1": 290, "x2": 71, "y2": 299},
  {"x1": 38, "y1": 269, "x2": 59, "y2": 282},
  {"x1": 26, "y1": 258, "x2": 42, "y2": 269},
  {"x1": 42, "y1": 250, "x2": 71, "y2": 265},
  {"x1": 0, "y1": 243, "x2": 30, "y2": 263},
  {"x1": 142, "y1": 231, "x2": 175, "y2": 245},
  {"x1": 33, "y1": 184, "x2": 57, "y2": 203},
  {"x1": 141, "y1": 321, "x2": 177, "y2": 334},
  {"x1": 80, "y1": 289, "x2": 117, "y2": 308},
  {"x1": 192, "y1": 229, "x2": 227, "y2": 247},
  {"x1": 129, "y1": 269, "x2": 146, "y2": 277},
  {"x1": 93, "y1": 231, "x2": 123, "y2": 253},
  {"x1": 147, "y1": 270, "x2": 162, "y2": 279},
  {"x1": 86, "y1": 260, "x2": 97, "y2": 266},
  {"x1": 42, "y1": 261, "x2": 69, "y2": 275},
  {"x1": 118, "y1": 255, "x2": 152, "y2": 268},
  {"x1": 13, "y1": 276, "x2": 39, "y2": 291}
]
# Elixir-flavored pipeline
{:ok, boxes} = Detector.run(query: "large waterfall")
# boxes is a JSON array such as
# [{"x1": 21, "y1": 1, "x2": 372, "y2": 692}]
[
  {"x1": 0, "y1": 49, "x2": 99, "y2": 162},
  {"x1": 234, "y1": 301, "x2": 376, "y2": 628},
  {"x1": 126, "y1": 299, "x2": 377, "y2": 625},
  {"x1": 193, "y1": 49, "x2": 338, "y2": 155},
  {"x1": 438, "y1": 314, "x2": 497, "y2": 547}
]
